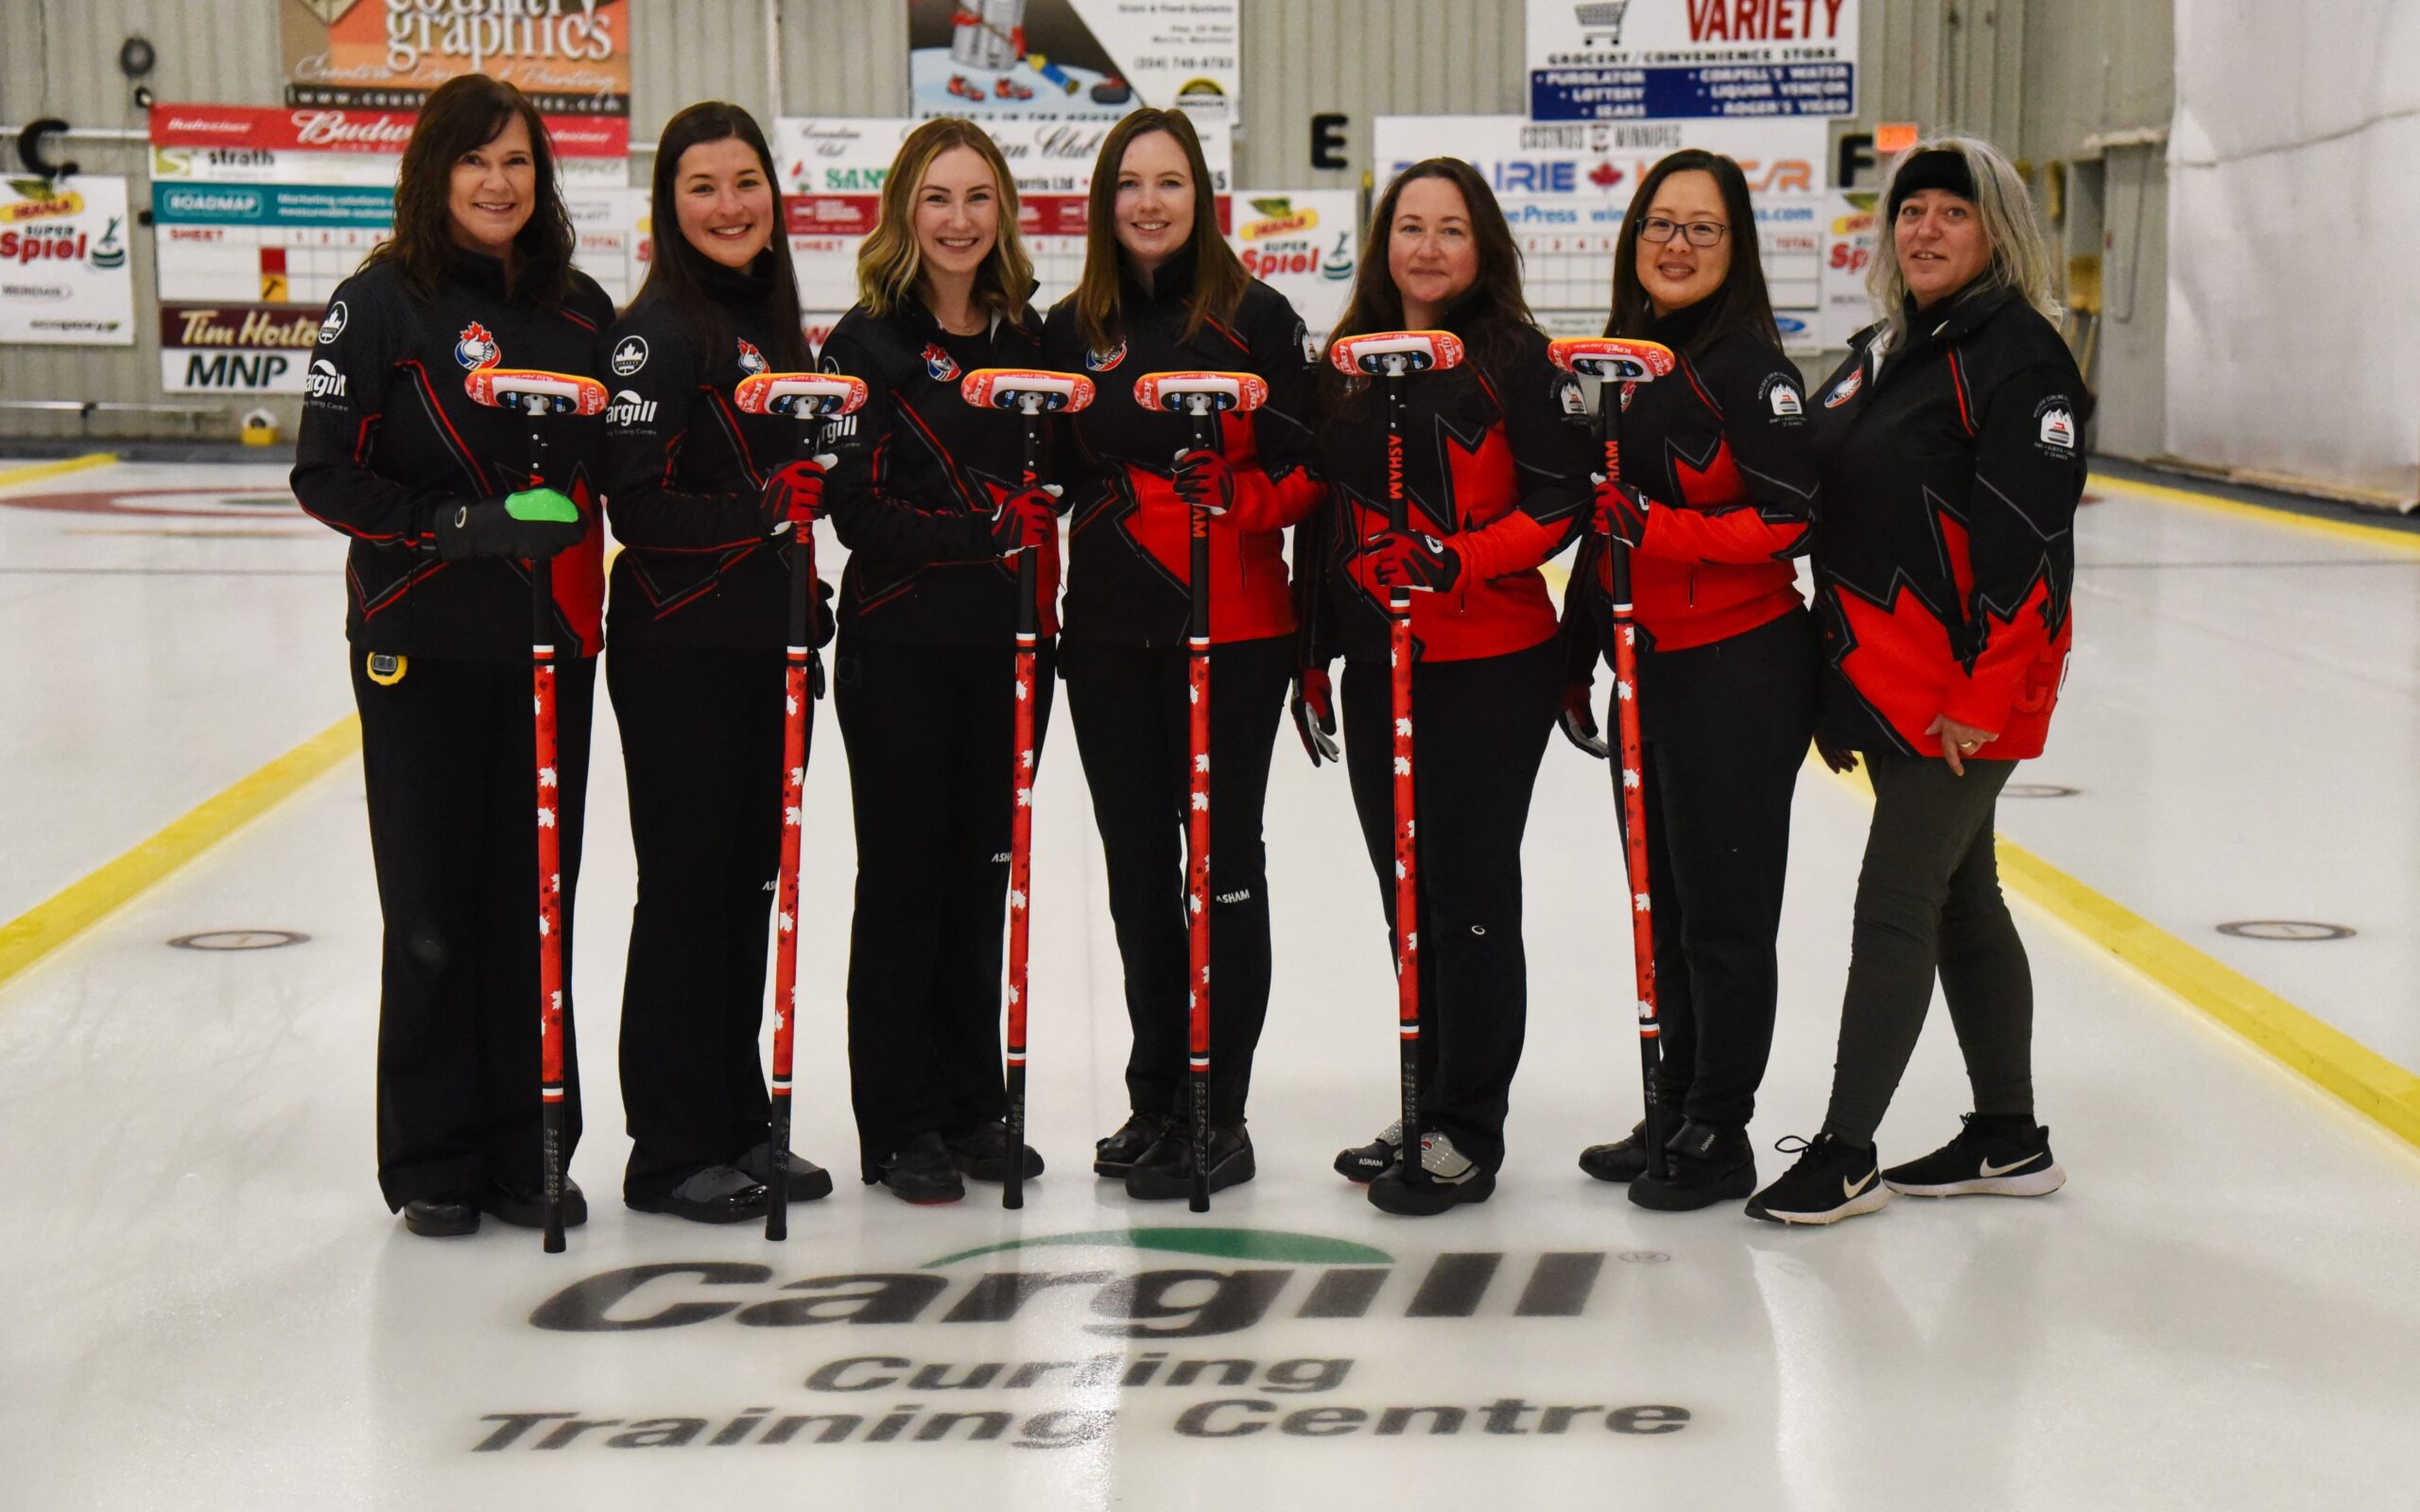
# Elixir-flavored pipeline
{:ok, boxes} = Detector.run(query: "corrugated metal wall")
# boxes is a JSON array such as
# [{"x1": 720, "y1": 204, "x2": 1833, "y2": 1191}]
[{"x1": 2, "y1": 0, "x2": 2172, "y2": 446}]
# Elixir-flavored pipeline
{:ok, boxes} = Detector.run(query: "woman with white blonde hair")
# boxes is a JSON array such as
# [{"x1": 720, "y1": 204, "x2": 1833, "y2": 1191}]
[{"x1": 1748, "y1": 135, "x2": 2091, "y2": 1225}]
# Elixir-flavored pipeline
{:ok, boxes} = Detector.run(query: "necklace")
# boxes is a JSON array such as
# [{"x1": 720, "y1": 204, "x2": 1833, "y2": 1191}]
[{"x1": 935, "y1": 307, "x2": 986, "y2": 335}]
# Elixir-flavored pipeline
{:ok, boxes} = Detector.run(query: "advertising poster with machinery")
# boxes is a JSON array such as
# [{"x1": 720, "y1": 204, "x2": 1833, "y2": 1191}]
[
  {"x1": 908, "y1": 0, "x2": 1238, "y2": 124},
  {"x1": 0, "y1": 176, "x2": 136, "y2": 347}
]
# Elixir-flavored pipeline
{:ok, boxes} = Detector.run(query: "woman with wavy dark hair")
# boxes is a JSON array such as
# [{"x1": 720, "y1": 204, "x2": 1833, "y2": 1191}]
[
  {"x1": 1559, "y1": 149, "x2": 1823, "y2": 1212},
  {"x1": 600, "y1": 100, "x2": 837, "y2": 1225},
  {"x1": 1041, "y1": 108, "x2": 1325, "y2": 1200},
  {"x1": 816, "y1": 118, "x2": 1063, "y2": 1205},
  {"x1": 291, "y1": 73, "x2": 612, "y2": 1238},
  {"x1": 1312, "y1": 158, "x2": 1596, "y2": 1215}
]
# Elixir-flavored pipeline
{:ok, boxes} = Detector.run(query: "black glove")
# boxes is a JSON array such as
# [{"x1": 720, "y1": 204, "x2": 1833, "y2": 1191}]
[
  {"x1": 1356, "y1": 528, "x2": 1461, "y2": 592},
  {"x1": 1171, "y1": 446, "x2": 1234, "y2": 515},
  {"x1": 1290, "y1": 665, "x2": 1340, "y2": 765},
  {"x1": 1592, "y1": 472, "x2": 1651, "y2": 547},
  {"x1": 433, "y1": 488, "x2": 584, "y2": 561}
]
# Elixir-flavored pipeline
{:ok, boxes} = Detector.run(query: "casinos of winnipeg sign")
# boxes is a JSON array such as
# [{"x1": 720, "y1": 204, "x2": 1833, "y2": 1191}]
[{"x1": 477, "y1": 1228, "x2": 1690, "y2": 1453}]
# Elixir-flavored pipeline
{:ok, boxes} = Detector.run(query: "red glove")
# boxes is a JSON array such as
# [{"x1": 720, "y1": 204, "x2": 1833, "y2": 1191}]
[
  {"x1": 1290, "y1": 665, "x2": 1340, "y2": 765},
  {"x1": 1357, "y1": 528, "x2": 1461, "y2": 592},
  {"x1": 1557, "y1": 680, "x2": 1607, "y2": 759},
  {"x1": 1592, "y1": 472, "x2": 1651, "y2": 547},
  {"x1": 1170, "y1": 447, "x2": 1234, "y2": 515},
  {"x1": 759, "y1": 455, "x2": 830, "y2": 535},
  {"x1": 988, "y1": 485, "x2": 1060, "y2": 556}
]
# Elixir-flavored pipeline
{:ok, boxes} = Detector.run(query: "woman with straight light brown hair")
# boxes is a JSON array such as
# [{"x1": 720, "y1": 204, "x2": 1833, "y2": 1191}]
[
  {"x1": 819, "y1": 118, "x2": 1066, "y2": 1204},
  {"x1": 1041, "y1": 108, "x2": 1325, "y2": 1200}
]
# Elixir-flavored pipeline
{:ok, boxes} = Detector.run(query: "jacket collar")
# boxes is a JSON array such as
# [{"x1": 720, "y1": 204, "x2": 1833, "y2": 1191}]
[
  {"x1": 1119, "y1": 244, "x2": 1200, "y2": 307},
  {"x1": 443, "y1": 244, "x2": 514, "y2": 299},
  {"x1": 1901, "y1": 278, "x2": 2020, "y2": 348}
]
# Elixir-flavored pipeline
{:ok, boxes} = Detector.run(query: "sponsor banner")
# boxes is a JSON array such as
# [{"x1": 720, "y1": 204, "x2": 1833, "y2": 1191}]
[
  {"x1": 1816, "y1": 192, "x2": 1878, "y2": 348},
  {"x1": 158, "y1": 347, "x2": 313, "y2": 395},
  {"x1": 773, "y1": 115, "x2": 1231, "y2": 312},
  {"x1": 148, "y1": 102, "x2": 627, "y2": 184},
  {"x1": 1373, "y1": 114, "x2": 1827, "y2": 198},
  {"x1": 154, "y1": 182, "x2": 397, "y2": 229},
  {"x1": 0, "y1": 176, "x2": 136, "y2": 346},
  {"x1": 907, "y1": 0, "x2": 1238, "y2": 125},
  {"x1": 1526, "y1": 0, "x2": 1858, "y2": 121},
  {"x1": 1231, "y1": 189, "x2": 1359, "y2": 339},
  {"x1": 281, "y1": 0, "x2": 632, "y2": 115}
]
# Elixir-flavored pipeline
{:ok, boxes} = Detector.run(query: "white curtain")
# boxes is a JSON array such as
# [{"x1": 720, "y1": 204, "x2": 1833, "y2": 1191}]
[{"x1": 2167, "y1": 0, "x2": 2420, "y2": 500}]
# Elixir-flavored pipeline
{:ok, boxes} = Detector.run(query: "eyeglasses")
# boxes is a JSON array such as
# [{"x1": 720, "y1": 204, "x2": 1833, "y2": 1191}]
[{"x1": 1638, "y1": 217, "x2": 1730, "y2": 248}]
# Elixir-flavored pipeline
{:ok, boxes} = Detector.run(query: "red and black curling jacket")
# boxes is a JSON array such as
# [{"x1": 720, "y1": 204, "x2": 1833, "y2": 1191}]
[
  {"x1": 1807, "y1": 282, "x2": 2090, "y2": 760},
  {"x1": 602, "y1": 256, "x2": 833, "y2": 651},
  {"x1": 1579, "y1": 301, "x2": 1818, "y2": 654},
  {"x1": 1309, "y1": 316, "x2": 1597, "y2": 664},
  {"x1": 1040, "y1": 249, "x2": 1323, "y2": 647},
  {"x1": 817, "y1": 297, "x2": 1060, "y2": 644},
  {"x1": 293, "y1": 248, "x2": 612, "y2": 659}
]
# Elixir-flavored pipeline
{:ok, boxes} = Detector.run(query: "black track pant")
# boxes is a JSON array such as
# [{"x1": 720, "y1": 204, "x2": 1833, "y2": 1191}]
[
  {"x1": 1610, "y1": 608, "x2": 1818, "y2": 1127},
  {"x1": 606, "y1": 644, "x2": 788, "y2": 1204},
  {"x1": 353, "y1": 650, "x2": 594, "y2": 1211},
  {"x1": 1062, "y1": 634, "x2": 1291, "y2": 1127},
  {"x1": 1821, "y1": 749, "x2": 2032, "y2": 1145},
  {"x1": 1341, "y1": 636, "x2": 1560, "y2": 1174},
  {"x1": 837, "y1": 634, "x2": 1055, "y2": 1176}
]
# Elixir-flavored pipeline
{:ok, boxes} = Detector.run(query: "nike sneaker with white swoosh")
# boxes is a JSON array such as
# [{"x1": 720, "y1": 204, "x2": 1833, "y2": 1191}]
[
  {"x1": 1745, "y1": 1133, "x2": 1896, "y2": 1226},
  {"x1": 1882, "y1": 1114, "x2": 2066, "y2": 1198}
]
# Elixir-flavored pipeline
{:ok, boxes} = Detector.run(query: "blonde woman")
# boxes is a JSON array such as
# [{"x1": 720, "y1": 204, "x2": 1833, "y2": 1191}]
[
  {"x1": 1749, "y1": 136, "x2": 2090, "y2": 1225},
  {"x1": 818, "y1": 118, "x2": 1063, "y2": 1204}
]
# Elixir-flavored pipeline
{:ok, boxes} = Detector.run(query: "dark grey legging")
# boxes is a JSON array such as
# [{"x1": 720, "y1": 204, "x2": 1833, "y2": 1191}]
[{"x1": 1821, "y1": 749, "x2": 2034, "y2": 1144}]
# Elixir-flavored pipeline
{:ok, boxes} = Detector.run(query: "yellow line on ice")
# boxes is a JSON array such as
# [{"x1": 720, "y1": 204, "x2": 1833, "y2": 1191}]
[
  {"x1": 2090, "y1": 472, "x2": 2420, "y2": 555},
  {"x1": 0, "y1": 715, "x2": 362, "y2": 991},
  {"x1": 1817, "y1": 760, "x2": 2420, "y2": 1154},
  {"x1": 0, "y1": 454, "x2": 116, "y2": 490}
]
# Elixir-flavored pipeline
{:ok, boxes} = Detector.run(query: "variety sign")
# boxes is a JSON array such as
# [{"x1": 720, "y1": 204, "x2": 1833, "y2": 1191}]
[
  {"x1": 1526, "y1": 0, "x2": 1858, "y2": 121},
  {"x1": 908, "y1": 0, "x2": 1239, "y2": 125},
  {"x1": 281, "y1": 0, "x2": 632, "y2": 113},
  {"x1": 0, "y1": 176, "x2": 135, "y2": 347}
]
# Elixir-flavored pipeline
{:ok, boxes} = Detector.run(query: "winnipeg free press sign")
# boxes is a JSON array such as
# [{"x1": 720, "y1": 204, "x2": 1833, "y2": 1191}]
[{"x1": 471, "y1": 1228, "x2": 1689, "y2": 1454}]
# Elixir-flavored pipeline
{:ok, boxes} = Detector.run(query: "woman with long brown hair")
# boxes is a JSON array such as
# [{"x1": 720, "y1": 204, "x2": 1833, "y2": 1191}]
[
  {"x1": 819, "y1": 118, "x2": 1064, "y2": 1204},
  {"x1": 1041, "y1": 108, "x2": 1324, "y2": 1199},
  {"x1": 1311, "y1": 157, "x2": 1596, "y2": 1215},
  {"x1": 600, "y1": 101, "x2": 836, "y2": 1225},
  {"x1": 291, "y1": 74, "x2": 612, "y2": 1237},
  {"x1": 1561, "y1": 148, "x2": 1823, "y2": 1211}
]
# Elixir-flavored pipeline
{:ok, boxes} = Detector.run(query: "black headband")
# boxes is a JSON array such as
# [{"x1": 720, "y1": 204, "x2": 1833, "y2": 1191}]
[{"x1": 1888, "y1": 149, "x2": 1977, "y2": 219}]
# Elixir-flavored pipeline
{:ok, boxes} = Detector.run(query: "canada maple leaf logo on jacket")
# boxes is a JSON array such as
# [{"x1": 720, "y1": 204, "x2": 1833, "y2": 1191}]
[{"x1": 454, "y1": 321, "x2": 500, "y2": 371}]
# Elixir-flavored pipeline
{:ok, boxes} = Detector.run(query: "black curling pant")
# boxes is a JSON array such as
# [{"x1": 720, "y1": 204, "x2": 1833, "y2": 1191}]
[
  {"x1": 836, "y1": 634, "x2": 1055, "y2": 1177},
  {"x1": 1821, "y1": 749, "x2": 2033, "y2": 1145},
  {"x1": 352, "y1": 649, "x2": 594, "y2": 1211},
  {"x1": 1061, "y1": 633, "x2": 1292, "y2": 1127},
  {"x1": 1611, "y1": 607, "x2": 1819, "y2": 1128},
  {"x1": 606, "y1": 644, "x2": 790, "y2": 1205},
  {"x1": 1340, "y1": 636, "x2": 1561, "y2": 1174}
]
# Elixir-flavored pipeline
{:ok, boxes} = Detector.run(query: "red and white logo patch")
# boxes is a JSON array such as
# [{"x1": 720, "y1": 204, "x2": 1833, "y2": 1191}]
[
  {"x1": 923, "y1": 343, "x2": 960, "y2": 383},
  {"x1": 1824, "y1": 368, "x2": 1863, "y2": 408},
  {"x1": 735, "y1": 337, "x2": 769, "y2": 376},
  {"x1": 454, "y1": 320, "x2": 500, "y2": 371}
]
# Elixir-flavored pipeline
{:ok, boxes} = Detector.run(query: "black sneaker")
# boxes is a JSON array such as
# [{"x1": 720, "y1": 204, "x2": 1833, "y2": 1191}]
[
  {"x1": 1367, "y1": 1131, "x2": 1495, "y2": 1216},
  {"x1": 1628, "y1": 1119, "x2": 1756, "y2": 1211},
  {"x1": 1578, "y1": 1119, "x2": 1651, "y2": 1183},
  {"x1": 735, "y1": 1142, "x2": 836, "y2": 1202},
  {"x1": 1745, "y1": 1134, "x2": 1893, "y2": 1226},
  {"x1": 878, "y1": 1132, "x2": 965, "y2": 1205},
  {"x1": 1333, "y1": 1119, "x2": 1401, "y2": 1183},
  {"x1": 401, "y1": 1197, "x2": 478, "y2": 1237},
  {"x1": 480, "y1": 1178, "x2": 588, "y2": 1229},
  {"x1": 627, "y1": 1164, "x2": 768, "y2": 1225},
  {"x1": 1125, "y1": 1125, "x2": 1254, "y2": 1201},
  {"x1": 943, "y1": 1121, "x2": 1044, "y2": 1183},
  {"x1": 1883, "y1": 1115, "x2": 2066, "y2": 1198},
  {"x1": 1094, "y1": 1112, "x2": 1169, "y2": 1177}
]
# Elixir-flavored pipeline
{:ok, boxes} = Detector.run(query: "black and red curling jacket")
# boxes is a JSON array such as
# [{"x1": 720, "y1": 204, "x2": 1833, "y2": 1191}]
[
  {"x1": 1040, "y1": 249, "x2": 1323, "y2": 646},
  {"x1": 602, "y1": 257, "x2": 833, "y2": 651},
  {"x1": 1807, "y1": 282, "x2": 2090, "y2": 760},
  {"x1": 817, "y1": 297, "x2": 1060, "y2": 644},
  {"x1": 293, "y1": 249, "x2": 612, "y2": 659},
  {"x1": 1579, "y1": 302, "x2": 1818, "y2": 654},
  {"x1": 1310, "y1": 317, "x2": 1597, "y2": 664}
]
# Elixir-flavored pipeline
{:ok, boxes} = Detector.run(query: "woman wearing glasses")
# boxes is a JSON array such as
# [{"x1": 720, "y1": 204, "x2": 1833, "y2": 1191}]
[{"x1": 1560, "y1": 150, "x2": 1821, "y2": 1211}]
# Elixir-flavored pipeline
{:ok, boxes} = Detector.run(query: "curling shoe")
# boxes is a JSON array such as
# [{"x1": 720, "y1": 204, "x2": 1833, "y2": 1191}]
[
  {"x1": 480, "y1": 1177, "x2": 588, "y2": 1229},
  {"x1": 628, "y1": 1165, "x2": 768, "y2": 1225},
  {"x1": 1094, "y1": 1111, "x2": 1170, "y2": 1177},
  {"x1": 1578, "y1": 1119, "x2": 1652, "y2": 1184},
  {"x1": 1882, "y1": 1114, "x2": 2066, "y2": 1198},
  {"x1": 1745, "y1": 1134, "x2": 1893, "y2": 1226},
  {"x1": 737, "y1": 1142, "x2": 835, "y2": 1202},
  {"x1": 402, "y1": 1197, "x2": 478, "y2": 1238},
  {"x1": 945, "y1": 1120, "x2": 1044, "y2": 1183},
  {"x1": 1367, "y1": 1130, "x2": 1495, "y2": 1216},
  {"x1": 877, "y1": 1132, "x2": 965, "y2": 1205},
  {"x1": 1125, "y1": 1125, "x2": 1254, "y2": 1201},
  {"x1": 1627, "y1": 1119, "x2": 1756, "y2": 1211},
  {"x1": 1333, "y1": 1119, "x2": 1401, "y2": 1183}
]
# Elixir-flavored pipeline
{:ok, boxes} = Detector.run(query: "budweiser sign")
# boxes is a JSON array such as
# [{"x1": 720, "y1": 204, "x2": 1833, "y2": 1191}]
[{"x1": 150, "y1": 103, "x2": 628, "y2": 159}]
